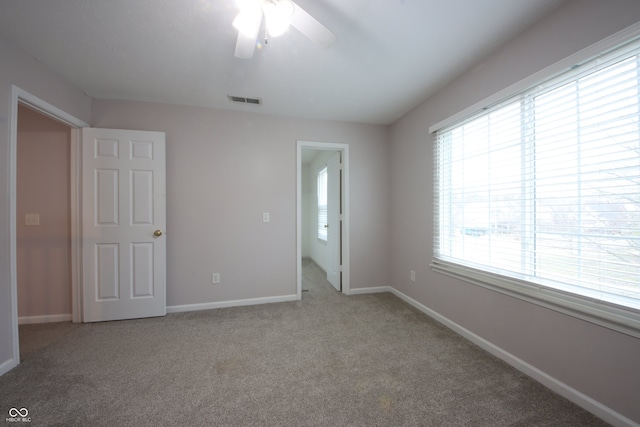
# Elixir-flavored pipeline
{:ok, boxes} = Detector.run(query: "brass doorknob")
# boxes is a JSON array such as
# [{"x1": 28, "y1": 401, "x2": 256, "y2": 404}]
[{"x1": 153, "y1": 229, "x2": 163, "y2": 237}]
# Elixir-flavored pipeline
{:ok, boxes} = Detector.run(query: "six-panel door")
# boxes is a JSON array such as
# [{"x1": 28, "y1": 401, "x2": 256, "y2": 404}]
[{"x1": 82, "y1": 128, "x2": 166, "y2": 322}]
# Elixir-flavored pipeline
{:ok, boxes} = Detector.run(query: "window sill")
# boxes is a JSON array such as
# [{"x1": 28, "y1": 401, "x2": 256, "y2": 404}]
[{"x1": 431, "y1": 259, "x2": 640, "y2": 339}]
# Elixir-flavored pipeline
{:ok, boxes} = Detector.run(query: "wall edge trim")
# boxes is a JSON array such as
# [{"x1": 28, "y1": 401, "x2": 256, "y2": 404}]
[
  {"x1": 166, "y1": 294, "x2": 299, "y2": 314},
  {"x1": 346, "y1": 286, "x2": 393, "y2": 295},
  {"x1": 18, "y1": 314, "x2": 72, "y2": 325},
  {"x1": 0, "y1": 358, "x2": 19, "y2": 377}
]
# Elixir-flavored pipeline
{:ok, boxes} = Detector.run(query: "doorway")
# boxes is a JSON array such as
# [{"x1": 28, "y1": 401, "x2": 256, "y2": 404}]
[
  {"x1": 6, "y1": 86, "x2": 88, "y2": 374},
  {"x1": 16, "y1": 104, "x2": 73, "y2": 325},
  {"x1": 296, "y1": 141, "x2": 350, "y2": 299}
]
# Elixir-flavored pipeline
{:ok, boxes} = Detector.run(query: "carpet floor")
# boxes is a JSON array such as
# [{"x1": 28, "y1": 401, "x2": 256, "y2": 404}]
[{"x1": 1, "y1": 259, "x2": 608, "y2": 426}]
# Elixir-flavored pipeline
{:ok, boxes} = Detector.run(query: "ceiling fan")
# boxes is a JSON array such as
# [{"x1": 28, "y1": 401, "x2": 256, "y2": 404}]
[{"x1": 233, "y1": 0, "x2": 336, "y2": 59}]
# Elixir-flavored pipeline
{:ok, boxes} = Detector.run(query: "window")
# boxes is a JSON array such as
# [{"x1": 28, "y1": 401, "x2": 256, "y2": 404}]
[
  {"x1": 317, "y1": 166, "x2": 328, "y2": 241},
  {"x1": 434, "y1": 36, "x2": 640, "y2": 334}
]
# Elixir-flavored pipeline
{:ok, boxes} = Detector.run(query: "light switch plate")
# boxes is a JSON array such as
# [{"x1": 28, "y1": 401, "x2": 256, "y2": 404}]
[
  {"x1": 25, "y1": 213, "x2": 40, "y2": 226},
  {"x1": 263, "y1": 212, "x2": 270, "y2": 223}
]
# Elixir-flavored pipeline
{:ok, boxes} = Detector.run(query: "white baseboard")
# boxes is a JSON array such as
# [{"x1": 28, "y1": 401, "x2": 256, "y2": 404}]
[
  {"x1": 0, "y1": 358, "x2": 19, "y2": 376},
  {"x1": 309, "y1": 256, "x2": 327, "y2": 273},
  {"x1": 346, "y1": 286, "x2": 392, "y2": 295},
  {"x1": 18, "y1": 314, "x2": 72, "y2": 325},
  {"x1": 388, "y1": 287, "x2": 639, "y2": 427},
  {"x1": 167, "y1": 294, "x2": 299, "y2": 314}
]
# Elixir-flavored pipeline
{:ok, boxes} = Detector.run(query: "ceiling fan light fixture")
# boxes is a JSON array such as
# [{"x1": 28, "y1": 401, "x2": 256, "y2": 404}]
[
  {"x1": 263, "y1": 0, "x2": 295, "y2": 37},
  {"x1": 233, "y1": 9, "x2": 262, "y2": 37},
  {"x1": 232, "y1": 0, "x2": 335, "y2": 59}
]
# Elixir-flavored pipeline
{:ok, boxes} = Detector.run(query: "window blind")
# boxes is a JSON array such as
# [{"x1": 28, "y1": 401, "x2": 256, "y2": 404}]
[{"x1": 434, "y1": 37, "x2": 640, "y2": 319}]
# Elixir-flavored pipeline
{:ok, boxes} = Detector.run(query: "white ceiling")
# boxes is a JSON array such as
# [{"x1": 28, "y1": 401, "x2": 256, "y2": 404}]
[{"x1": 0, "y1": 0, "x2": 566, "y2": 125}]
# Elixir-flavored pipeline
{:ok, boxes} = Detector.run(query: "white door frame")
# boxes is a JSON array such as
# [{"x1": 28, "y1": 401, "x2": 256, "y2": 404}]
[
  {"x1": 8, "y1": 85, "x2": 88, "y2": 370},
  {"x1": 296, "y1": 140, "x2": 350, "y2": 298}
]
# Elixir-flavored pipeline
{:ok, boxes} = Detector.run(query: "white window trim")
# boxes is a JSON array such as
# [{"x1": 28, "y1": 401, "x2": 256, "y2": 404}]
[
  {"x1": 430, "y1": 21, "x2": 640, "y2": 339},
  {"x1": 432, "y1": 260, "x2": 640, "y2": 338}
]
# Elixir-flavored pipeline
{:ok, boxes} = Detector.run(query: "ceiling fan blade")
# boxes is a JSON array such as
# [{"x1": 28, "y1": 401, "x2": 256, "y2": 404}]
[
  {"x1": 234, "y1": 11, "x2": 262, "y2": 59},
  {"x1": 290, "y1": 2, "x2": 336, "y2": 50},
  {"x1": 235, "y1": 31, "x2": 258, "y2": 59}
]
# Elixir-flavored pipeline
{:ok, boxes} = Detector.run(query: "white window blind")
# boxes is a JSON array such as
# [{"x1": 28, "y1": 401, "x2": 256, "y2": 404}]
[
  {"x1": 434, "y1": 36, "x2": 640, "y2": 331},
  {"x1": 318, "y1": 166, "x2": 328, "y2": 241}
]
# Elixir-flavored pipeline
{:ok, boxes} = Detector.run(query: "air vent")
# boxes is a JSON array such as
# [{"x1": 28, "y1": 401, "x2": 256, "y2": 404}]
[{"x1": 227, "y1": 95, "x2": 262, "y2": 105}]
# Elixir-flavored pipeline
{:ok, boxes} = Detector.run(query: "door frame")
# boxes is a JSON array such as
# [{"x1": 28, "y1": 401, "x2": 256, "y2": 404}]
[
  {"x1": 8, "y1": 86, "x2": 88, "y2": 369},
  {"x1": 296, "y1": 140, "x2": 350, "y2": 298}
]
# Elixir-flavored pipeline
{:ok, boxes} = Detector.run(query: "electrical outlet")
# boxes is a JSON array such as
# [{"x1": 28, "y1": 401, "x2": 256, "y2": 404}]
[
  {"x1": 212, "y1": 273, "x2": 221, "y2": 284},
  {"x1": 410, "y1": 270, "x2": 416, "y2": 282}
]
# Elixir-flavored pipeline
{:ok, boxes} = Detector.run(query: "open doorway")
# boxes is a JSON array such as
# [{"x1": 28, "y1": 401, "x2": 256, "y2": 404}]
[
  {"x1": 5, "y1": 87, "x2": 88, "y2": 373},
  {"x1": 296, "y1": 141, "x2": 350, "y2": 299},
  {"x1": 16, "y1": 104, "x2": 73, "y2": 327}
]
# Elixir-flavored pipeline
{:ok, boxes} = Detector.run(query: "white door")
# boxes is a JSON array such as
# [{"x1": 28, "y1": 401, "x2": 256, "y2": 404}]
[
  {"x1": 82, "y1": 128, "x2": 166, "y2": 322},
  {"x1": 326, "y1": 152, "x2": 341, "y2": 291}
]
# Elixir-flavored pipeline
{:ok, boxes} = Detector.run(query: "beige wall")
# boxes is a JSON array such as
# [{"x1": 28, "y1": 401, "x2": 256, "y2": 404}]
[
  {"x1": 91, "y1": 99, "x2": 390, "y2": 307},
  {"x1": 2, "y1": 2, "x2": 639, "y2": 423},
  {"x1": 17, "y1": 105, "x2": 71, "y2": 319},
  {"x1": 0, "y1": 34, "x2": 91, "y2": 372},
  {"x1": 389, "y1": 0, "x2": 640, "y2": 423}
]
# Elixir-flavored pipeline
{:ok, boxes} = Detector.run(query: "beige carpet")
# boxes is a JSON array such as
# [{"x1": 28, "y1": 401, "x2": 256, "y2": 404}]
[{"x1": 1, "y1": 259, "x2": 608, "y2": 426}]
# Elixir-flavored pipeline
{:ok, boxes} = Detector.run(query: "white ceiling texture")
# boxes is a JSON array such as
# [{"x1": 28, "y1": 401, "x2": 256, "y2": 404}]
[{"x1": 0, "y1": 0, "x2": 566, "y2": 125}]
